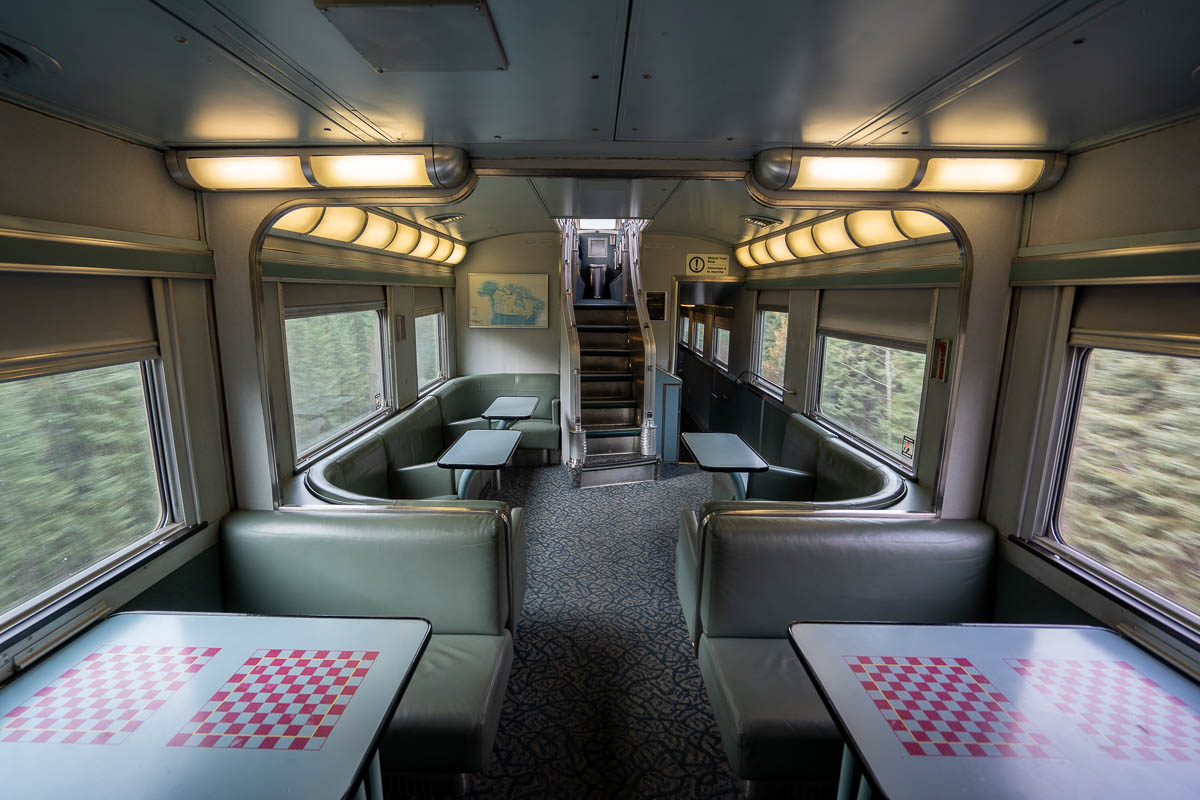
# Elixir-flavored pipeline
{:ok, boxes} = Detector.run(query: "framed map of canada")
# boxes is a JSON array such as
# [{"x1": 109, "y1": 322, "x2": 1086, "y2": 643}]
[{"x1": 468, "y1": 273, "x2": 549, "y2": 328}]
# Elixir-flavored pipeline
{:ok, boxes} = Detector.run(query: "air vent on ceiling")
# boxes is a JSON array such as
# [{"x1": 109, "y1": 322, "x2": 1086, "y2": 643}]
[
  {"x1": 0, "y1": 33, "x2": 62, "y2": 81},
  {"x1": 427, "y1": 213, "x2": 465, "y2": 225},
  {"x1": 314, "y1": 1, "x2": 508, "y2": 72},
  {"x1": 743, "y1": 215, "x2": 782, "y2": 228}
]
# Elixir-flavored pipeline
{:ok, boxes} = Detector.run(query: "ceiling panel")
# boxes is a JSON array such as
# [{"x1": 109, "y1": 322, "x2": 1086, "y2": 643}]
[
  {"x1": 0, "y1": 1, "x2": 367, "y2": 146},
  {"x1": 380, "y1": 176, "x2": 556, "y2": 243},
  {"x1": 615, "y1": 0, "x2": 1056, "y2": 146},
  {"x1": 649, "y1": 180, "x2": 822, "y2": 244},
  {"x1": 866, "y1": 0, "x2": 1200, "y2": 149},
  {"x1": 527, "y1": 178, "x2": 681, "y2": 219}
]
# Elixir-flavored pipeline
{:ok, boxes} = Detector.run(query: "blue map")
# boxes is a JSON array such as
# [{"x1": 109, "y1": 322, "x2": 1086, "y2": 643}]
[{"x1": 476, "y1": 280, "x2": 546, "y2": 326}]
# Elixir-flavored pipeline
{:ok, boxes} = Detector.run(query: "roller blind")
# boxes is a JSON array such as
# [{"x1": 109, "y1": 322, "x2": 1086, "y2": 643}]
[
  {"x1": 818, "y1": 288, "x2": 933, "y2": 346},
  {"x1": 414, "y1": 286, "x2": 444, "y2": 316},
  {"x1": 0, "y1": 273, "x2": 158, "y2": 373},
  {"x1": 1070, "y1": 284, "x2": 1200, "y2": 355},
  {"x1": 757, "y1": 289, "x2": 790, "y2": 311},
  {"x1": 280, "y1": 282, "x2": 385, "y2": 313}
]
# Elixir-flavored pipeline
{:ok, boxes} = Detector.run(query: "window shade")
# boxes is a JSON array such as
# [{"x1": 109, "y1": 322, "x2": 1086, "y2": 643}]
[
  {"x1": 757, "y1": 289, "x2": 790, "y2": 311},
  {"x1": 280, "y1": 282, "x2": 385, "y2": 312},
  {"x1": 818, "y1": 288, "x2": 933, "y2": 345},
  {"x1": 0, "y1": 273, "x2": 158, "y2": 372},
  {"x1": 1070, "y1": 284, "x2": 1200, "y2": 354},
  {"x1": 414, "y1": 286, "x2": 444, "y2": 316}
]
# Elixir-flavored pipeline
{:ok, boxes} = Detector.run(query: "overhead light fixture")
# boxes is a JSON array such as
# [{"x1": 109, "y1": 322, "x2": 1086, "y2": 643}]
[
  {"x1": 811, "y1": 217, "x2": 856, "y2": 253},
  {"x1": 845, "y1": 210, "x2": 907, "y2": 246},
  {"x1": 742, "y1": 214, "x2": 782, "y2": 228},
  {"x1": 734, "y1": 245, "x2": 755, "y2": 268},
  {"x1": 752, "y1": 148, "x2": 1065, "y2": 193},
  {"x1": 269, "y1": 206, "x2": 467, "y2": 265},
  {"x1": 893, "y1": 210, "x2": 950, "y2": 238},
  {"x1": 165, "y1": 146, "x2": 471, "y2": 191},
  {"x1": 749, "y1": 240, "x2": 770, "y2": 265},
  {"x1": 734, "y1": 208, "x2": 952, "y2": 267},
  {"x1": 785, "y1": 227, "x2": 822, "y2": 258},
  {"x1": 765, "y1": 235, "x2": 793, "y2": 262},
  {"x1": 426, "y1": 213, "x2": 466, "y2": 225}
]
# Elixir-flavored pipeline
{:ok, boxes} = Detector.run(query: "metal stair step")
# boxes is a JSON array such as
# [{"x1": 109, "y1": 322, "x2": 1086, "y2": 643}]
[
  {"x1": 580, "y1": 372, "x2": 634, "y2": 381},
  {"x1": 581, "y1": 348, "x2": 632, "y2": 356},
  {"x1": 577, "y1": 324, "x2": 631, "y2": 332},
  {"x1": 584, "y1": 426, "x2": 641, "y2": 438},
  {"x1": 581, "y1": 400, "x2": 638, "y2": 408}
]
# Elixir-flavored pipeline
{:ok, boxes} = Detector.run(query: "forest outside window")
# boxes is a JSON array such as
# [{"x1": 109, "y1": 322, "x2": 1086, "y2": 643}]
[
  {"x1": 1054, "y1": 348, "x2": 1200, "y2": 621},
  {"x1": 415, "y1": 311, "x2": 445, "y2": 391},
  {"x1": 0, "y1": 362, "x2": 165, "y2": 625},
  {"x1": 285, "y1": 308, "x2": 387, "y2": 458},
  {"x1": 755, "y1": 310, "x2": 788, "y2": 389},
  {"x1": 693, "y1": 318, "x2": 707, "y2": 355},
  {"x1": 713, "y1": 323, "x2": 731, "y2": 370},
  {"x1": 817, "y1": 335, "x2": 925, "y2": 467},
  {"x1": 679, "y1": 310, "x2": 690, "y2": 346}
]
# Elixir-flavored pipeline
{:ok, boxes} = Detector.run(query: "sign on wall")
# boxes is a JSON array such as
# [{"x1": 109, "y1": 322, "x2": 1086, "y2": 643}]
[
  {"x1": 468, "y1": 273, "x2": 549, "y2": 328},
  {"x1": 685, "y1": 253, "x2": 729, "y2": 276}
]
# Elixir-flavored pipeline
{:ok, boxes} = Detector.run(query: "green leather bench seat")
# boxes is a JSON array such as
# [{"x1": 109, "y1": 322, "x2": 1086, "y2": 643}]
[
  {"x1": 711, "y1": 413, "x2": 906, "y2": 509},
  {"x1": 679, "y1": 513, "x2": 995, "y2": 786},
  {"x1": 433, "y1": 373, "x2": 561, "y2": 451},
  {"x1": 219, "y1": 505, "x2": 525, "y2": 781},
  {"x1": 306, "y1": 374, "x2": 560, "y2": 504}
]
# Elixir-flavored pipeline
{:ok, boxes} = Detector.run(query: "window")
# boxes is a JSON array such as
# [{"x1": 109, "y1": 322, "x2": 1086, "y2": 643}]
[
  {"x1": 678, "y1": 310, "x2": 690, "y2": 345},
  {"x1": 713, "y1": 326, "x2": 731, "y2": 369},
  {"x1": 1055, "y1": 349, "x2": 1200, "y2": 617},
  {"x1": 0, "y1": 363, "x2": 165, "y2": 621},
  {"x1": 285, "y1": 309, "x2": 386, "y2": 456},
  {"x1": 415, "y1": 311, "x2": 445, "y2": 390},
  {"x1": 693, "y1": 318, "x2": 706, "y2": 354},
  {"x1": 756, "y1": 310, "x2": 789, "y2": 387},
  {"x1": 818, "y1": 335, "x2": 926, "y2": 465}
]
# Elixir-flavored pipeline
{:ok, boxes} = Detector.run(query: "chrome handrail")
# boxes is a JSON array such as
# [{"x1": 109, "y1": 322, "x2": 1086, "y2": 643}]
[
  {"x1": 556, "y1": 219, "x2": 585, "y2": 467},
  {"x1": 622, "y1": 219, "x2": 657, "y2": 457}
]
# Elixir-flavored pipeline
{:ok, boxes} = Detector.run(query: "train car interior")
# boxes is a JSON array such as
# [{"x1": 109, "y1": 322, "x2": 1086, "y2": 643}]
[{"x1": 0, "y1": 2, "x2": 1197, "y2": 798}]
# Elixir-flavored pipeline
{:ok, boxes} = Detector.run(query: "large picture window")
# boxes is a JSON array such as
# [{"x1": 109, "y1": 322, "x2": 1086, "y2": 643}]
[
  {"x1": 0, "y1": 363, "x2": 165, "y2": 622},
  {"x1": 415, "y1": 311, "x2": 446, "y2": 390},
  {"x1": 285, "y1": 308, "x2": 387, "y2": 457},
  {"x1": 755, "y1": 310, "x2": 788, "y2": 387},
  {"x1": 817, "y1": 335, "x2": 925, "y2": 465},
  {"x1": 1055, "y1": 348, "x2": 1200, "y2": 617}
]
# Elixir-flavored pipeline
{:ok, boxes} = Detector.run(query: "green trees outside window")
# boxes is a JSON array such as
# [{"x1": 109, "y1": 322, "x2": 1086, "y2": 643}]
[
  {"x1": 714, "y1": 327, "x2": 731, "y2": 367},
  {"x1": 415, "y1": 312, "x2": 444, "y2": 389},
  {"x1": 818, "y1": 336, "x2": 925, "y2": 463},
  {"x1": 756, "y1": 310, "x2": 788, "y2": 387},
  {"x1": 285, "y1": 310, "x2": 385, "y2": 456},
  {"x1": 1058, "y1": 349, "x2": 1200, "y2": 617},
  {"x1": 0, "y1": 363, "x2": 162, "y2": 620}
]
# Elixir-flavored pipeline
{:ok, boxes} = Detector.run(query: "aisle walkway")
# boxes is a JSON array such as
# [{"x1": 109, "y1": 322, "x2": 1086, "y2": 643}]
[{"x1": 467, "y1": 465, "x2": 740, "y2": 799}]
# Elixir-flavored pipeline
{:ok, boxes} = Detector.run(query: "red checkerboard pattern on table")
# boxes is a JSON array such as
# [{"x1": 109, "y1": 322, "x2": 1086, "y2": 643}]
[
  {"x1": 845, "y1": 655, "x2": 1057, "y2": 758},
  {"x1": 169, "y1": 649, "x2": 379, "y2": 751},
  {"x1": 0, "y1": 645, "x2": 220, "y2": 746},
  {"x1": 1006, "y1": 658, "x2": 1200, "y2": 761}
]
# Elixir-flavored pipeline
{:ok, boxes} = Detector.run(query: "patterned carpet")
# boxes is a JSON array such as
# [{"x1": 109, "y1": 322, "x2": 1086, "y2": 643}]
[{"x1": 464, "y1": 464, "x2": 742, "y2": 799}]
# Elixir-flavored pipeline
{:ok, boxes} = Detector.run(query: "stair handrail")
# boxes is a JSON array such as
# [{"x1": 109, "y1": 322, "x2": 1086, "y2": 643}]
[
  {"x1": 622, "y1": 219, "x2": 658, "y2": 458},
  {"x1": 557, "y1": 219, "x2": 585, "y2": 467}
]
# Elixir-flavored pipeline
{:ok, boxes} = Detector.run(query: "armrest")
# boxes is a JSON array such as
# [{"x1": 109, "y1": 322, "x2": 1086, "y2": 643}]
[
  {"x1": 746, "y1": 466, "x2": 815, "y2": 501},
  {"x1": 550, "y1": 398, "x2": 560, "y2": 424},
  {"x1": 305, "y1": 472, "x2": 394, "y2": 505},
  {"x1": 388, "y1": 462, "x2": 456, "y2": 499}
]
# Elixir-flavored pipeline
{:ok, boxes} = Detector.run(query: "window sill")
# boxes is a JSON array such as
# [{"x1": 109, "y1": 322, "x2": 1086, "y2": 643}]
[
  {"x1": 417, "y1": 376, "x2": 447, "y2": 398},
  {"x1": 811, "y1": 413, "x2": 917, "y2": 479},
  {"x1": 293, "y1": 407, "x2": 395, "y2": 471}
]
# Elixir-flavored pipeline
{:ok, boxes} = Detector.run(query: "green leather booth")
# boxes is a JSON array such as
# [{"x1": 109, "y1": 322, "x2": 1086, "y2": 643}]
[
  {"x1": 220, "y1": 504, "x2": 525, "y2": 783},
  {"x1": 711, "y1": 413, "x2": 906, "y2": 508},
  {"x1": 676, "y1": 511, "x2": 995, "y2": 792},
  {"x1": 305, "y1": 373, "x2": 560, "y2": 504}
]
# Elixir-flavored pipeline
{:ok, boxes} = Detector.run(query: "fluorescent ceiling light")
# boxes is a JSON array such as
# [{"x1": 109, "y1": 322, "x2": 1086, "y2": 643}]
[
  {"x1": 354, "y1": 213, "x2": 399, "y2": 248},
  {"x1": 310, "y1": 154, "x2": 432, "y2": 188},
  {"x1": 811, "y1": 217, "x2": 857, "y2": 253},
  {"x1": 309, "y1": 207, "x2": 368, "y2": 242},
  {"x1": 749, "y1": 240, "x2": 771, "y2": 265},
  {"x1": 386, "y1": 224, "x2": 421, "y2": 255},
  {"x1": 186, "y1": 156, "x2": 310, "y2": 190},
  {"x1": 915, "y1": 158, "x2": 1045, "y2": 192},
  {"x1": 734, "y1": 245, "x2": 755, "y2": 268},
  {"x1": 892, "y1": 210, "x2": 950, "y2": 238},
  {"x1": 765, "y1": 235, "x2": 793, "y2": 262},
  {"x1": 411, "y1": 230, "x2": 440, "y2": 260},
  {"x1": 273, "y1": 207, "x2": 324, "y2": 234},
  {"x1": 446, "y1": 243, "x2": 467, "y2": 265},
  {"x1": 785, "y1": 227, "x2": 822, "y2": 258},
  {"x1": 845, "y1": 210, "x2": 908, "y2": 246},
  {"x1": 792, "y1": 156, "x2": 919, "y2": 191},
  {"x1": 430, "y1": 237, "x2": 455, "y2": 262}
]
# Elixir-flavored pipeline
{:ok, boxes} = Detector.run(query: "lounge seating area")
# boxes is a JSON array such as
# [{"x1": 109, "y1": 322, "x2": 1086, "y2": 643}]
[
  {"x1": 710, "y1": 413, "x2": 906, "y2": 507},
  {"x1": 675, "y1": 511, "x2": 996, "y2": 793},
  {"x1": 305, "y1": 373, "x2": 560, "y2": 504},
  {"x1": 220, "y1": 504, "x2": 526, "y2": 789}
]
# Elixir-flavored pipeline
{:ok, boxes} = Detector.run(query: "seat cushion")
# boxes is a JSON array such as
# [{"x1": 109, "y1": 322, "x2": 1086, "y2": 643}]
[
  {"x1": 698, "y1": 636, "x2": 842, "y2": 781},
  {"x1": 382, "y1": 632, "x2": 513, "y2": 774},
  {"x1": 510, "y1": 418, "x2": 560, "y2": 450},
  {"x1": 444, "y1": 416, "x2": 489, "y2": 445},
  {"x1": 388, "y1": 462, "x2": 456, "y2": 499}
]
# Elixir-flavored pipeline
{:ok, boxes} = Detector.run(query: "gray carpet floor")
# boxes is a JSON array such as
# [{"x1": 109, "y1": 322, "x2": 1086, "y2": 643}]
[{"x1": 464, "y1": 464, "x2": 741, "y2": 799}]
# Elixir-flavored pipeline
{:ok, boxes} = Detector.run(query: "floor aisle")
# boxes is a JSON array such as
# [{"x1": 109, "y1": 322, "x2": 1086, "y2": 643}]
[{"x1": 465, "y1": 464, "x2": 741, "y2": 799}]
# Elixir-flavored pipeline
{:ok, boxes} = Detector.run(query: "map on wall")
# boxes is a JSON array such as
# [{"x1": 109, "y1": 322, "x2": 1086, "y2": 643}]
[{"x1": 469, "y1": 274, "x2": 548, "y2": 328}]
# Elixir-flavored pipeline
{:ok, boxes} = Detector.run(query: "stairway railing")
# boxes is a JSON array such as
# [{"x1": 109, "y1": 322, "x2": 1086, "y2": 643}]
[
  {"x1": 556, "y1": 219, "x2": 585, "y2": 467},
  {"x1": 621, "y1": 219, "x2": 657, "y2": 457}
]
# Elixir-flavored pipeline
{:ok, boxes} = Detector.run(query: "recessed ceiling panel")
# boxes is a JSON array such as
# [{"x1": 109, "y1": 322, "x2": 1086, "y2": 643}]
[
  {"x1": 528, "y1": 178, "x2": 680, "y2": 219},
  {"x1": 381, "y1": 176, "x2": 556, "y2": 242},
  {"x1": 616, "y1": 0, "x2": 1054, "y2": 146},
  {"x1": 650, "y1": 180, "x2": 821, "y2": 244}
]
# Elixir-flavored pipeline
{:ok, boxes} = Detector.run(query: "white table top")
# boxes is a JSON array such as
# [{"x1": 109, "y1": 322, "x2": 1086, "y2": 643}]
[
  {"x1": 789, "y1": 622, "x2": 1200, "y2": 800},
  {"x1": 482, "y1": 396, "x2": 539, "y2": 421},
  {"x1": 681, "y1": 431, "x2": 769, "y2": 473},
  {"x1": 437, "y1": 428, "x2": 522, "y2": 469},
  {"x1": 0, "y1": 612, "x2": 429, "y2": 800}
]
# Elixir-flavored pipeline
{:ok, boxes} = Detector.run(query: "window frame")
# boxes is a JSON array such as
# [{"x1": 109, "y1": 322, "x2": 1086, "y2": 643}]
[
  {"x1": 283, "y1": 301, "x2": 393, "y2": 469},
  {"x1": 812, "y1": 330, "x2": 927, "y2": 476},
  {"x1": 711, "y1": 316, "x2": 733, "y2": 371},
  {"x1": 678, "y1": 307, "x2": 691, "y2": 346},
  {"x1": 1044, "y1": 345, "x2": 1200, "y2": 631},
  {"x1": 415, "y1": 309, "x2": 448, "y2": 395},
  {"x1": 691, "y1": 314, "x2": 708, "y2": 356},
  {"x1": 752, "y1": 307, "x2": 789, "y2": 399}
]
